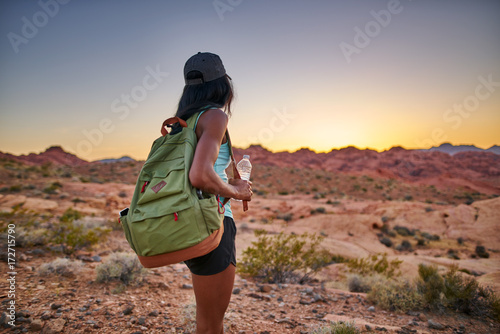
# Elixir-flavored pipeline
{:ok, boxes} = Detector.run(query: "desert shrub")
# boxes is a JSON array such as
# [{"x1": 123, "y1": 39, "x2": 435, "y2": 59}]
[
  {"x1": 416, "y1": 263, "x2": 445, "y2": 308},
  {"x1": 442, "y1": 264, "x2": 497, "y2": 317},
  {"x1": 395, "y1": 240, "x2": 413, "y2": 252},
  {"x1": 60, "y1": 208, "x2": 82, "y2": 222},
  {"x1": 311, "y1": 321, "x2": 360, "y2": 334},
  {"x1": 475, "y1": 245, "x2": 489, "y2": 258},
  {"x1": 277, "y1": 213, "x2": 293, "y2": 222},
  {"x1": 43, "y1": 181, "x2": 63, "y2": 194},
  {"x1": 96, "y1": 252, "x2": 147, "y2": 285},
  {"x1": 38, "y1": 258, "x2": 83, "y2": 277},
  {"x1": 393, "y1": 225, "x2": 414, "y2": 237},
  {"x1": 347, "y1": 274, "x2": 384, "y2": 293},
  {"x1": 53, "y1": 208, "x2": 110, "y2": 254},
  {"x1": 379, "y1": 237, "x2": 392, "y2": 248},
  {"x1": 310, "y1": 207, "x2": 326, "y2": 214},
  {"x1": 368, "y1": 278, "x2": 424, "y2": 312},
  {"x1": 421, "y1": 232, "x2": 440, "y2": 241},
  {"x1": 9, "y1": 185, "x2": 22, "y2": 192},
  {"x1": 416, "y1": 264, "x2": 500, "y2": 319},
  {"x1": 484, "y1": 287, "x2": 500, "y2": 322},
  {"x1": 17, "y1": 227, "x2": 51, "y2": 247},
  {"x1": 347, "y1": 253, "x2": 402, "y2": 279},
  {"x1": 239, "y1": 231, "x2": 333, "y2": 283}
]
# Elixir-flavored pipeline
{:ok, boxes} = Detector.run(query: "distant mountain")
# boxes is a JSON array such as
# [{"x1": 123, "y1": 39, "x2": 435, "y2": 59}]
[
  {"x1": 2, "y1": 145, "x2": 500, "y2": 195},
  {"x1": 233, "y1": 143, "x2": 500, "y2": 194},
  {"x1": 96, "y1": 156, "x2": 135, "y2": 164},
  {"x1": 0, "y1": 146, "x2": 88, "y2": 166},
  {"x1": 426, "y1": 143, "x2": 500, "y2": 155}
]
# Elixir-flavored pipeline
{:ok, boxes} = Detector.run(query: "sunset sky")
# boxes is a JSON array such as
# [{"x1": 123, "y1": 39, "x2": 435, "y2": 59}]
[{"x1": 1, "y1": 0, "x2": 499, "y2": 161}]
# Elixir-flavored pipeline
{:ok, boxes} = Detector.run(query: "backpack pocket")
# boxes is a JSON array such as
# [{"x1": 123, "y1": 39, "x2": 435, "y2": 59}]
[
  {"x1": 198, "y1": 195, "x2": 224, "y2": 233},
  {"x1": 137, "y1": 157, "x2": 187, "y2": 207}
]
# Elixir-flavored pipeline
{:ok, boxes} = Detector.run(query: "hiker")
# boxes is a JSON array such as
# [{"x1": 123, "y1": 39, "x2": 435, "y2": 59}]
[{"x1": 177, "y1": 52, "x2": 253, "y2": 333}]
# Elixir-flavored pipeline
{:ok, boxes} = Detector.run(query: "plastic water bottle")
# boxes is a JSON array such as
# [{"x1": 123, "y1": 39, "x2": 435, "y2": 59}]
[{"x1": 237, "y1": 155, "x2": 252, "y2": 181}]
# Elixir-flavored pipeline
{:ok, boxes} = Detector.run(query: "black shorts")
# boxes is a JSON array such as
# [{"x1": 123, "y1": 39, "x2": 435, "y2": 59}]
[{"x1": 184, "y1": 216, "x2": 237, "y2": 276}]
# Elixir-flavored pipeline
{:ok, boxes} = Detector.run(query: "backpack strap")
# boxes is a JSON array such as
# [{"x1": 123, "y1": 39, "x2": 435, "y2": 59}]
[
  {"x1": 224, "y1": 131, "x2": 249, "y2": 211},
  {"x1": 160, "y1": 117, "x2": 187, "y2": 136}
]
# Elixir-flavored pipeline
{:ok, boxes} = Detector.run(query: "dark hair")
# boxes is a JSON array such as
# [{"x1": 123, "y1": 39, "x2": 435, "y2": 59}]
[{"x1": 175, "y1": 71, "x2": 234, "y2": 120}]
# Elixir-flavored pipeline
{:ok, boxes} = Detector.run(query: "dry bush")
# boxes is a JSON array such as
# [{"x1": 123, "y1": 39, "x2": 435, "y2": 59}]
[
  {"x1": 239, "y1": 231, "x2": 335, "y2": 284},
  {"x1": 347, "y1": 253, "x2": 402, "y2": 279},
  {"x1": 310, "y1": 321, "x2": 360, "y2": 334},
  {"x1": 38, "y1": 258, "x2": 83, "y2": 277},
  {"x1": 368, "y1": 278, "x2": 424, "y2": 312},
  {"x1": 96, "y1": 252, "x2": 147, "y2": 285}
]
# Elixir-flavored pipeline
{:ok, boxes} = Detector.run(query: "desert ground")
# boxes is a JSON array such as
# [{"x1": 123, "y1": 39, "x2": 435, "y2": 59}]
[{"x1": 0, "y1": 146, "x2": 499, "y2": 333}]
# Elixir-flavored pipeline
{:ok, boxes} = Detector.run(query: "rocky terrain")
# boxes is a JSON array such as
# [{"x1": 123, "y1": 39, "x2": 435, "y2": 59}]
[{"x1": 0, "y1": 145, "x2": 499, "y2": 333}]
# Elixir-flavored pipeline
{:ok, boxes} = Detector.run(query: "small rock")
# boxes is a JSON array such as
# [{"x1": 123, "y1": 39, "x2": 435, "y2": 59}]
[
  {"x1": 181, "y1": 283, "x2": 193, "y2": 289},
  {"x1": 299, "y1": 299, "x2": 312, "y2": 305},
  {"x1": 368, "y1": 306, "x2": 375, "y2": 312},
  {"x1": 260, "y1": 285, "x2": 272, "y2": 293},
  {"x1": 16, "y1": 310, "x2": 31, "y2": 318},
  {"x1": 148, "y1": 310, "x2": 159, "y2": 317},
  {"x1": 123, "y1": 305, "x2": 134, "y2": 316},
  {"x1": 313, "y1": 293, "x2": 323, "y2": 302},
  {"x1": 418, "y1": 313, "x2": 427, "y2": 322},
  {"x1": 42, "y1": 318, "x2": 65, "y2": 333},
  {"x1": 138, "y1": 316, "x2": 146, "y2": 325},
  {"x1": 156, "y1": 282, "x2": 169, "y2": 289},
  {"x1": 248, "y1": 293, "x2": 263, "y2": 300},
  {"x1": 40, "y1": 311, "x2": 51, "y2": 321},
  {"x1": 233, "y1": 288, "x2": 241, "y2": 295},
  {"x1": 50, "y1": 303, "x2": 62, "y2": 310},
  {"x1": 30, "y1": 319, "x2": 43, "y2": 331},
  {"x1": 428, "y1": 319, "x2": 445, "y2": 330},
  {"x1": 0, "y1": 312, "x2": 9, "y2": 328}
]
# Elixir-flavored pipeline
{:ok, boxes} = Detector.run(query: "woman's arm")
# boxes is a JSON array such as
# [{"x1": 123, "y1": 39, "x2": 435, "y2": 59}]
[{"x1": 189, "y1": 109, "x2": 252, "y2": 201}]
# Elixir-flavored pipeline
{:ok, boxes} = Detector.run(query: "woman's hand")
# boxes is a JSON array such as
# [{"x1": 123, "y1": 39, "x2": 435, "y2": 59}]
[{"x1": 229, "y1": 178, "x2": 253, "y2": 201}]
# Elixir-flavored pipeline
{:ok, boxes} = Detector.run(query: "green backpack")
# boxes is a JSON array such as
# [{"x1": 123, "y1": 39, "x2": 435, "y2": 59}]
[{"x1": 119, "y1": 112, "x2": 235, "y2": 268}]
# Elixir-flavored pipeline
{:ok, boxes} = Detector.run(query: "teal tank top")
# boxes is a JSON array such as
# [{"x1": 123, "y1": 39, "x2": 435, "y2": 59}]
[{"x1": 194, "y1": 110, "x2": 233, "y2": 218}]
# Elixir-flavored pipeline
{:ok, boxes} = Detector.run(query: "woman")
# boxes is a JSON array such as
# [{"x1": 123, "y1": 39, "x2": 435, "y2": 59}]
[{"x1": 176, "y1": 52, "x2": 252, "y2": 333}]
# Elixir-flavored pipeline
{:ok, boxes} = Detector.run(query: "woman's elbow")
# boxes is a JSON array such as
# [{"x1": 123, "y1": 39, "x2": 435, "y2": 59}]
[{"x1": 189, "y1": 168, "x2": 206, "y2": 189}]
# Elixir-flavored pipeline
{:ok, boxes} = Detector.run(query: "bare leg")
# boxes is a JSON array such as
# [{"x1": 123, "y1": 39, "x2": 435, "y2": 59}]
[{"x1": 191, "y1": 264, "x2": 235, "y2": 334}]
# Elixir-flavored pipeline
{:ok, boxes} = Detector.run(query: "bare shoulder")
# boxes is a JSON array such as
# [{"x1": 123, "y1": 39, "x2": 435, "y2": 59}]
[{"x1": 197, "y1": 108, "x2": 228, "y2": 132}]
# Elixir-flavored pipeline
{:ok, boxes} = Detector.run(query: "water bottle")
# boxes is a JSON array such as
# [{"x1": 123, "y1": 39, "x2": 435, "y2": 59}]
[{"x1": 237, "y1": 155, "x2": 252, "y2": 181}]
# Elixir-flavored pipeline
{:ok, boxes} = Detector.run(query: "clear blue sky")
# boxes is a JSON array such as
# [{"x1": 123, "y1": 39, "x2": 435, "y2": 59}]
[{"x1": 1, "y1": 0, "x2": 499, "y2": 160}]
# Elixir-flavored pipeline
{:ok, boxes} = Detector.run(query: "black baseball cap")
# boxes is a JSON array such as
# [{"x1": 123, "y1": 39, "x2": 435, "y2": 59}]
[{"x1": 184, "y1": 52, "x2": 227, "y2": 85}]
